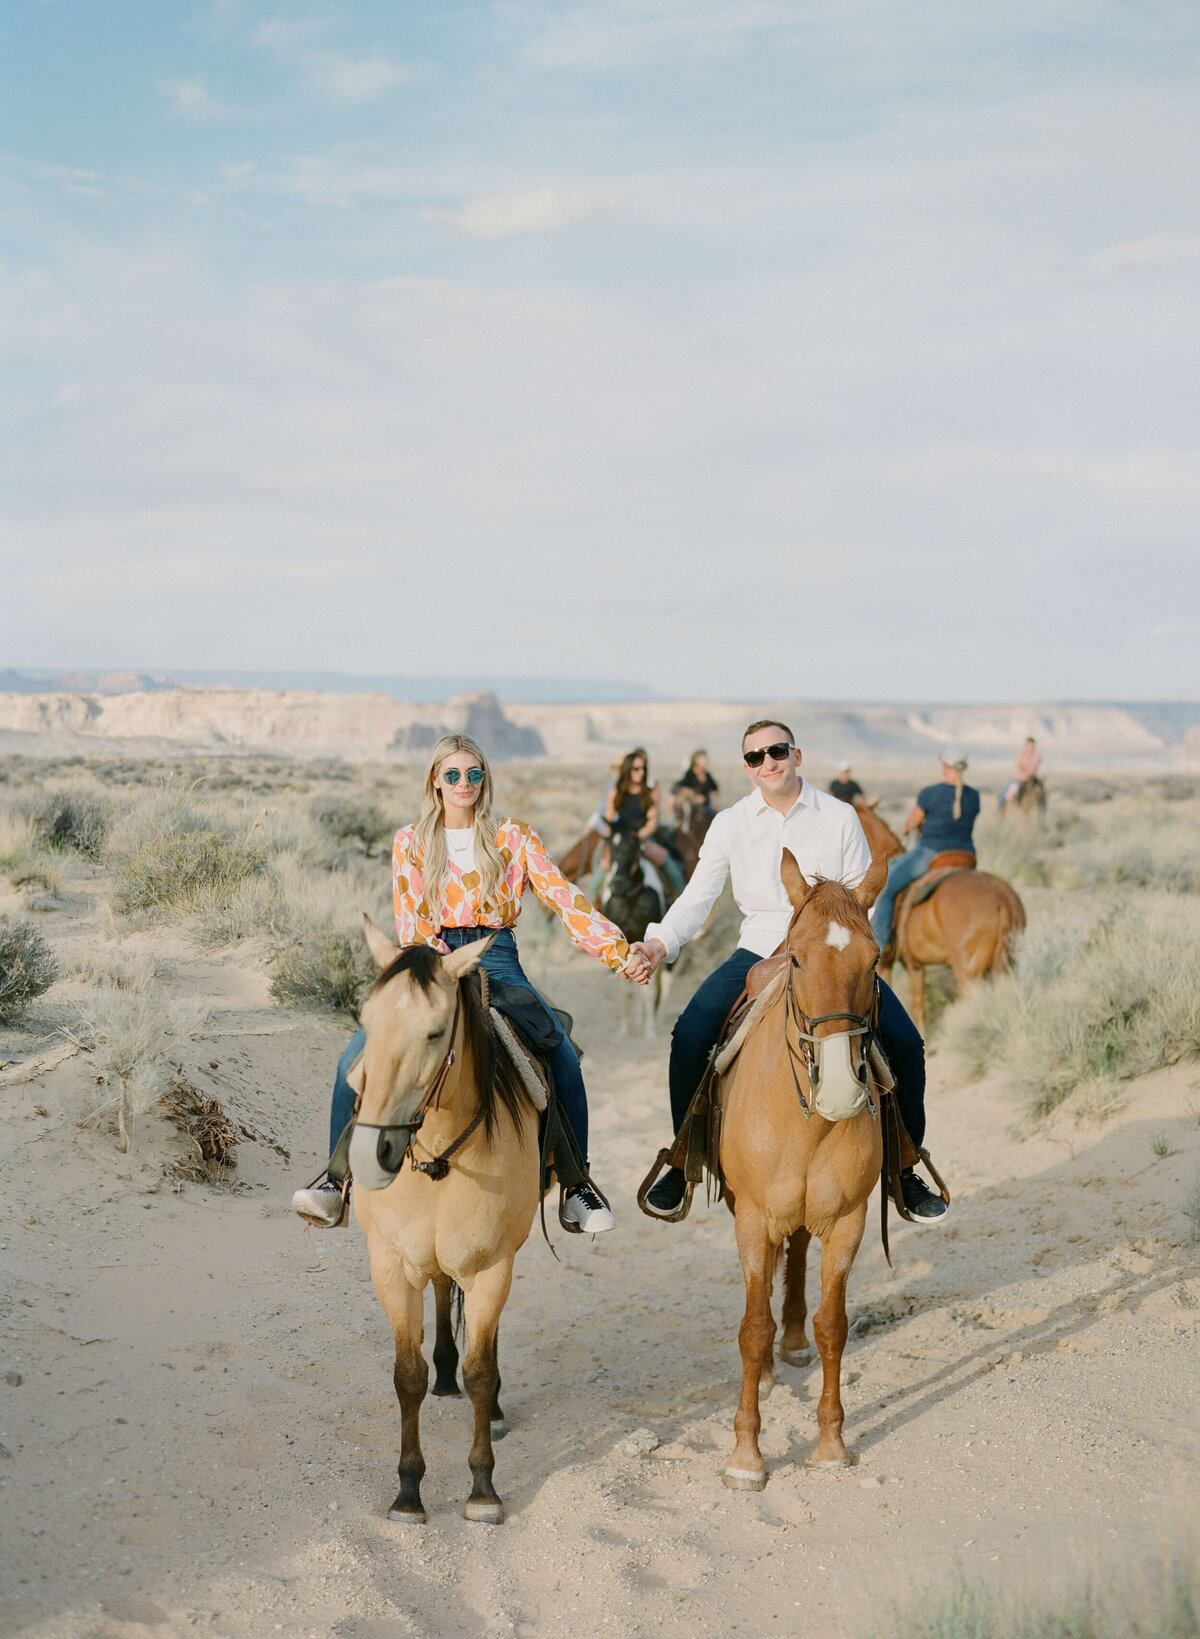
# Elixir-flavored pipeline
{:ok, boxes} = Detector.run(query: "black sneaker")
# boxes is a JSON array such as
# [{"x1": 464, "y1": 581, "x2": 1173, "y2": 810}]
[
  {"x1": 644, "y1": 1165, "x2": 688, "y2": 1217},
  {"x1": 900, "y1": 1169, "x2": 948, "y2": 1223}
]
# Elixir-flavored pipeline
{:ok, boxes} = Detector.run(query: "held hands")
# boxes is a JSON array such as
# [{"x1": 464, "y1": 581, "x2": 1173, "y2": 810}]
[{"x1": 623, "y1": 939, "x2": 666, "y2": 986}]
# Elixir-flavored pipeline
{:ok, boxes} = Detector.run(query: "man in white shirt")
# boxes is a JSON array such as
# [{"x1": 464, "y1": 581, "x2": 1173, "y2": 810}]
[{"x1": 624, "y1": 719, "x2": 945, "y2": 1222}]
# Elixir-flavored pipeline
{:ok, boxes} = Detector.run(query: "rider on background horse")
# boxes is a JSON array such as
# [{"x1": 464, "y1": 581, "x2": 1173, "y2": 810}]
[
  {"x1": 602, "y1": 748, "x2": 687, "y2": 899},
  {"x1": 871, "y1": 749, "x2": 980, "y2": 956},
  {"x1": 293, "y1": 733, "x2": 638, "y2": 1234},
  {"x1": 828, "y1": 760, "x2": 864, "y2": 804},
  {"x1": 622, "y1": 720, "x2": 948, "y2": 1223},
  {"x1": 999, "y1": 736, "x2": 1043, "y2": 811},
  {"x1": 667, "y1": 748, "x2": 720, "y2": 823}
]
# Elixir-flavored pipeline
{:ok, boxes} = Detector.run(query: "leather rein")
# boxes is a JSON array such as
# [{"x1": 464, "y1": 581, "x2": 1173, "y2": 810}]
[
  {"x1": 782, "y1": 954, "x2": 876, "y2": 1119},
  {"x1": 353, "y1": 986, "x2": 484, "y2": 1183}
]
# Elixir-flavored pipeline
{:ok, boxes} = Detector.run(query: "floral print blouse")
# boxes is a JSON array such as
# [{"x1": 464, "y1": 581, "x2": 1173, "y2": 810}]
[{"x1": 391, "y1": 819, "x2": 630, "y2": 973}]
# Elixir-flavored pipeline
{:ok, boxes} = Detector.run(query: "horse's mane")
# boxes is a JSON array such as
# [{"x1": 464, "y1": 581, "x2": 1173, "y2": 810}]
[{"x1": 369, "y1": 943, "x2": 532, "y2": 1143}]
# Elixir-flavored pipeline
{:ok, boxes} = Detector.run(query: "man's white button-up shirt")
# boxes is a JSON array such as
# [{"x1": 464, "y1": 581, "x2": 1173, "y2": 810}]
[{"x1": 644, "y1": 779, "x2": 872, "y2": 963}]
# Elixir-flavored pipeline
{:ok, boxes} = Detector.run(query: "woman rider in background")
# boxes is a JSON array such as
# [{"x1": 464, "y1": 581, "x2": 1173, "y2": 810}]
[
  {"x1": 293, "y1": 734, "x2": 636, "y2": 1233},
  {"x1": 871, "y1": 747, "x2": 980, "y2": 955},
  {"x1": 603, "y1": 748, "x2": 687, "y2": 899}
]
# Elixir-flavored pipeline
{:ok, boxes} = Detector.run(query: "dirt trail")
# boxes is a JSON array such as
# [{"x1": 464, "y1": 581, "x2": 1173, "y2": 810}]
[{"x1": 2, "y1": 867, "x2": 1199, "y2": 1638}]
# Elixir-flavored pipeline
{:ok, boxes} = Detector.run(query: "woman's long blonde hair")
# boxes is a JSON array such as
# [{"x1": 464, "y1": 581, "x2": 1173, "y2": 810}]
[{"x1": 412, "y1": 735, "x2": 508, "y2": 924}]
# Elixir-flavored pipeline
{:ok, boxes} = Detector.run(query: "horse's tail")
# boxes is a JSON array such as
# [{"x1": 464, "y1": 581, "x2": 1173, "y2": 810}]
[{"x1": 990, "y1": 890, "x2": 1025, "y2": 975}]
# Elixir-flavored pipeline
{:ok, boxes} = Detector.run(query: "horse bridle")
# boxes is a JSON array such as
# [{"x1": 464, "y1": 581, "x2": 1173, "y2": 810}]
[
  {"x1": 782, "y1": 955, "x2": 876, "y2": 1119},
  {"x1": 351, "y1": 988, "x2": 481, "y2": 1183}
]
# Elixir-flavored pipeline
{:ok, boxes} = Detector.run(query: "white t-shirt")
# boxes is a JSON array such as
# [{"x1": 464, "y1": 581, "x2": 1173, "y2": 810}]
[{"x1": 445, "y1": 826, "x2": 477, "y2": 873}]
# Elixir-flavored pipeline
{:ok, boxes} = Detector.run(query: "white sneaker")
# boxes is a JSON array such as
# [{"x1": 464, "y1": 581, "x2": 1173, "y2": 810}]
[
  {"x1": 292, "y1": 1179, "x2": 346, "y2": 1226},
  {"x1": 561, "y1": 1182, "x2": 615, "y2": 1234}
]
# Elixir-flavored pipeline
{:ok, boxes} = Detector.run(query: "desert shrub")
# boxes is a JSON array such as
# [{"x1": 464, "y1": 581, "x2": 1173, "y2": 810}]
[
  {"x1": 0, "y1": 810, "x2": 63, "y2": 893},
  {"x1": 24, "y1": 789, "x2": 110, "y2": 857},
  {"x1": 311, "y1": 797, "x2": 393, "y2": 856},
  {"x1": 64, "y1": 948, "x2": 173, "y2": 991},
  {"x1": 78, "y1": 985, "x2": 199, "y2": 1149},
  {"x1": 0, "y1": 918, "x2": 60, "y2": 1022},
  {"x1": 270, "y1": 926, "x2": 376, "y2": 1018},
  {"x1": 160, "y1": 1074, "x2": 238, "y2": 1178},
  {"x1": 109, "y1": 795, "x2": 267, "y2": 917},
  {"x1": 943, "y1": 903, "x2": 1200, "y2": 1119},
  {"x1": 1064, "y1": 813, "x2": 1200, "y2": 894},
  {"x1": 863, "y1": 1552, "x2": 1200, "y2": 1639}
]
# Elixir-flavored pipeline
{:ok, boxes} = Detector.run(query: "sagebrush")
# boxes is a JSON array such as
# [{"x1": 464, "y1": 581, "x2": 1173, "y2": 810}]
[{"x1": 0, "y1": 918, "x2": 60, "y2": 1022}]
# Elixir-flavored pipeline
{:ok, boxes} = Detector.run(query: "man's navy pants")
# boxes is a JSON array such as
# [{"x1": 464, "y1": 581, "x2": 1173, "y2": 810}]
[{"x1": 668, "y1": 947, "x2": 927, "y2": 1151}]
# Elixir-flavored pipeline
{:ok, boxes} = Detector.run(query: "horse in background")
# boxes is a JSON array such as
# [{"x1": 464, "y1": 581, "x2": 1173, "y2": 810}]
[
  {"x1": 601, "y1": 828, "x2": 672, "y2": 1035},
  {"x1": 671, "y1": 788, "x2": 715, "y2": 879},
  {"x1": 1001, "y1": 775, "x2": 1047, "y2": 824},
  {"x1": 854, "y1": 800, "x2": 1025, "y2": 1032}
]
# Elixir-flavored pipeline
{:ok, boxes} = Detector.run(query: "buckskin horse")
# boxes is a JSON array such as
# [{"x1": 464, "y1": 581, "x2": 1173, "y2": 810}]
[
  {"x1": 346, "y1": 921, "x2": 539, "y2": 1525},
  {"x1": 717, "y1": 848, "x2": 890, "y2": 1487},
  {"x1": 854, "y1": 801, "x2": 1025, "y2": 1033}
]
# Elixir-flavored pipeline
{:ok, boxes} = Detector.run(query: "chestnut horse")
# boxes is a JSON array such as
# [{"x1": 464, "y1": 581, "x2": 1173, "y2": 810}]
[
  {"x1": 718, "y1": 848, "x2": 889, "y2": 1488},
  {"x1": 347, "y1": 922, "x2": 539, "y2": 1525},
  {"x1": 854, "y1": 801, "x2": 1025, "y2": 1033},
  {"x1": 671, "y1": 789, "x2": 715, "y2": 880}
]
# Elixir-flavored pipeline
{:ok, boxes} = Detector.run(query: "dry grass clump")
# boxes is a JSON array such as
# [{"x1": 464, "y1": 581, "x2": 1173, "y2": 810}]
[
  {"x1": 269, "y1": 926, "x2": 377, "y2": 1018},
  {"x1": 863, "y1": 1551, "x2": 1200, "y2": 1639},
  {"x1": 0, "y1": 810, "x2": 64, "y2": 893},
  {"x1": 310, "y1": 796, "x2": 393, "y2": 857},
  {"x1": 78, "y1": 984, "x2": 201, "y2": 1150},
  {"x1": 23, "y1": 789, "x2": 110, "y2": 858},
  {"x1": 160, "y1": 1073, "x2": 238, "y2": 1179},
  {"x1": 0, "y1": 917, "x2": 60, "y2": 1022},
  {"x1": 976, "y1": 796, "x2": 1200, "y2": 895},
  {"x1": 942, "y1": 903, "x2": 1200, "y2": 1119},
  {"x1": 108, "y1": 793, "x2": 267, "y2": 917},
  {"x1": 64, "y1": 947, "x2": 173, "y2": 991}
]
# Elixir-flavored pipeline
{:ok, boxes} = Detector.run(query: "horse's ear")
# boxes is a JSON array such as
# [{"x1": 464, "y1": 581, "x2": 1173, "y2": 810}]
[
  {"x1": 363, "y1": 913, "x2": 399, "y2": 970},
  {"x1": 442, "y1": 933, "x2": 497, "y2": 983},
  {"x1": 853, "y1": 854, "x2": 889, "y2": 911},
  {"x1": 780, "y1": 848, "x2": 810, "y2": 908}
]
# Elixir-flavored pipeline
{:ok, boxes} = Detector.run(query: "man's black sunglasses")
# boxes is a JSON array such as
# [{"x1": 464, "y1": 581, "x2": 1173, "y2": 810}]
[{"x1": 743, "y1": 741, "x2": 794, "y2": 768}]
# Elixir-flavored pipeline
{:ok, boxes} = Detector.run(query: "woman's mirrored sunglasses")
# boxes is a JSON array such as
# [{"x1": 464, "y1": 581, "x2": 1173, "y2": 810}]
[
  {"x1": 442, "y1": 767, "x2": 485, "y2": 786},
  {"x1": 743, "y1": 741, "x2": 793, "y2": 768}
]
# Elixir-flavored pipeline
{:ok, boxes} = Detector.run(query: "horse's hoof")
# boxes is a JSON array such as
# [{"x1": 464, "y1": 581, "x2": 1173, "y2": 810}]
[
  {"x1": 431, "y1": 1383, "x2": 462, "y2": 1398},
  {"x1": 490, "y1": 1417, "x2": 510, "y2": 1440},
  {"x1": 387, "y1": 1503, "x2": 427, "y2": 1524},
  {"x1": 723, "y1": 1466, "x2": 768, "y2": 1491},
  {"x1": 464, "y1": 1500, "x2": 505, "y2": 1525},
  {"x1": 810, "y1": 1456, "x2": 853, "y2": 1471},
  {"x1": 779, "y1": 1346, "x2": 814, "y2": 1368}
]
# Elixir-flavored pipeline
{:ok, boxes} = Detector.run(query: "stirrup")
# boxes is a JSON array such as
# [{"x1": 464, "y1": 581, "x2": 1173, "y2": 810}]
[
  {"x1": 558, "y1": 1174, "x2": 612, "y2": 1235},
  {"x1": 295, "y1": 1172, "x2": 351, "y2": 1230},
  {"x1": 636, "y1": 1147, "x2": 695, "y2": 1222}
]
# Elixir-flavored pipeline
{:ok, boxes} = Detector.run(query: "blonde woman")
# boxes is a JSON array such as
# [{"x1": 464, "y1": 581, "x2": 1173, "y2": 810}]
[
  {"x1": 293, "y1": 734, "x2": 637, "y2": 1232},
  {"x1": 871, "y1": 747, "x2": 980, "y2": 953}
]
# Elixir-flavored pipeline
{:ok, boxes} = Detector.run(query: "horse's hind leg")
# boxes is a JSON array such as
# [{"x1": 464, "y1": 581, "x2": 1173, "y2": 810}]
[
  {"x1": 461, "y1": 1262, "x2": 513, "y2": 1524},
  {"x1": 779, "y1": 1230, "x2": 814, "y2": 1366},
  {"x1": 372, "y1": 1263, "x2": 428, "y2": 1523},
  {"x1": 811, "y1": 1207, "x2": 867, "y2": 1469},
  {"x1": 431, "y1": 1274, "x2": 461, "y2": 1397},
  {"x1": 725, "y1": 1206, "x2": 776, "y2": 1490}
]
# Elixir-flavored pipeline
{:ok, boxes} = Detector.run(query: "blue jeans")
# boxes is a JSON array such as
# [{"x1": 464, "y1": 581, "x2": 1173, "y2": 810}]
[
  {"x1": 329, "y1": 928, "x2": 591, "y2": 1165},
  {"x1": 668, "y1": 948, "x2": 928, "y2": 1154},
  {"x1": 871, "y1": 845, "x2": 938, "y2": 953}
]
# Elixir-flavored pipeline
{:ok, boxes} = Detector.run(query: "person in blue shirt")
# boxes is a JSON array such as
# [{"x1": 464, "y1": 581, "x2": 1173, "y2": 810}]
[{"x1": 872, "y1": 749, "x2": 980, "y2": 954}]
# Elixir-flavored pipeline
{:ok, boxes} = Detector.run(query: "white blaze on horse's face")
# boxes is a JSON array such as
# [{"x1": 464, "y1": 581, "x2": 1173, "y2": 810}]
[{"x1": 825, "y1": 921, "x2": 852, "y2": 951}]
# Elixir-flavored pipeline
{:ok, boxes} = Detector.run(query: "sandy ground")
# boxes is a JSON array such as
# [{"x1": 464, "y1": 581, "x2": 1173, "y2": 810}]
[{"x1": 2, "y1": 858, "x2": 1199, "y2": 1639}]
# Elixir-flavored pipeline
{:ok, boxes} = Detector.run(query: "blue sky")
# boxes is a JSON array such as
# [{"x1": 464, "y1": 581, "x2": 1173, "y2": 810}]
[{"x1": 2, "y1": 1, "x2": 1198, "y2": 699}]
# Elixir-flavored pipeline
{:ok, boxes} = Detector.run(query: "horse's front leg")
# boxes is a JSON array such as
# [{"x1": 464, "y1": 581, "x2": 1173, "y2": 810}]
[
  {"x1": 725, "y1": 1205, "x2": 776, "y2": 1490},
  {"x1": 431, "y1": 1273, "x2": 461, "y2": 1397},
  {"x1": 905, "y1": 958, "x2": 926, "y2": 1035},
  {"x1": 779, "y1": 1229, "x2": 813, "y2": 1366},
  {"x1": 461, "y1": 1261, "x2": 514, "y2": 1523},
  {"x1": 811, "y1": 1206, "x2": 867, "y2": 1469},
  {"x1": 371, "y1": 1259, "x2": 429, "y2": 1523}
]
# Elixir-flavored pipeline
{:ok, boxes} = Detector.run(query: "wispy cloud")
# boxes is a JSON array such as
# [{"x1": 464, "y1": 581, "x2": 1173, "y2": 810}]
[
  {"x1": 156, "y1": 75, "x2": 233, "y2": 120},
  {"x1": 253, "y1": 20, "x2": 407, "y2": 104},
  {"x1": 1092, "y1": 233, "x2": 1200, "y2": 272},
  {"x1": 429, "y1": 188, "x2": 610, "y2": 238}
]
